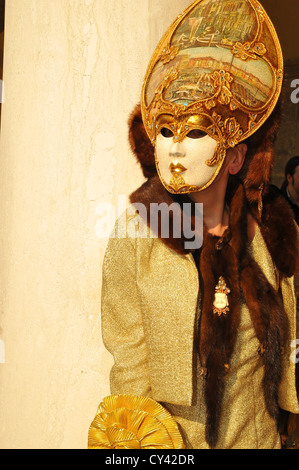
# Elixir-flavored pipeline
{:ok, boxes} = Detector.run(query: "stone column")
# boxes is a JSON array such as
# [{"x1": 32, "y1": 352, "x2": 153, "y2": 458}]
[{"x1": 0, "y1": 0, "x2": 190, "y2": 449}]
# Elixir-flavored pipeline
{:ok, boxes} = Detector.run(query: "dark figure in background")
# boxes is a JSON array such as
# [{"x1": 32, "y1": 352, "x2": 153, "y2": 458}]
[{"x1": 281, "y1": 156, "x2": 299, "y2": 225}]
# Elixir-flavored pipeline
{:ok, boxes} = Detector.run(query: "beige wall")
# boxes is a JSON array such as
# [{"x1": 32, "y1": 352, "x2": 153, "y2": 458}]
[{"x1": 0, "y1": 0, "x2": 190, "y2": 449}]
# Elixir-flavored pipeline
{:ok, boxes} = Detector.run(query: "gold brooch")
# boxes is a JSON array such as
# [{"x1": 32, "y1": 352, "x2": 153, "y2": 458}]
[{"x1": 213, "y1": 276, "x2": 230, "y2": 317}]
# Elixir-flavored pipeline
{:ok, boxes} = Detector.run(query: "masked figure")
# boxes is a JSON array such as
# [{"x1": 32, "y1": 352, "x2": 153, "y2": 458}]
[{"x1": 96, "y1": 0, "x2": 299, "y2": 449}]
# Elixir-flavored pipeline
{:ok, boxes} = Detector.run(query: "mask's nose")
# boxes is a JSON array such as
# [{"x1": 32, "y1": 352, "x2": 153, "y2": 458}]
[{"x1": 169, "y1": 141, "x2": 186, "y2": 159}]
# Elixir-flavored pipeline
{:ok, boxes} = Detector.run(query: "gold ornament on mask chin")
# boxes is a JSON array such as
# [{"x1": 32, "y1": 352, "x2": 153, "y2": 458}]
[
  {"x1": 169, "y1": 173, "x2": 198, "y2": 193},
  {"x1": 141, "y1": 0, "x2": 284, "y2": 192},
  {"x1": 168, "y1": 162, "x2": 196, "y2": 193}
]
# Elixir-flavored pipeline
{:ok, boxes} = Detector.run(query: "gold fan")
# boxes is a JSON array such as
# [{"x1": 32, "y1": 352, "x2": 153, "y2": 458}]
[{"x1": 88, "y1": 394, "x2": 185, "y2": 449}]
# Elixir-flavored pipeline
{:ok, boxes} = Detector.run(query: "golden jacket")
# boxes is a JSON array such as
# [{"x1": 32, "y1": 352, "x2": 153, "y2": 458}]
[{"x1": 101, "y1": 209, "x2": 299, "y2": 449}]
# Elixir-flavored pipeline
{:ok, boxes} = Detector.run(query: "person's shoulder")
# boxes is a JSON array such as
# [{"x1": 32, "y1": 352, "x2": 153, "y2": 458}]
[
  {"x1": 279, "y1": 183, "x2": 289, "y2": 199},
  {"x1": 109, "y1": 206, "x2": 152, "y2": 242}
]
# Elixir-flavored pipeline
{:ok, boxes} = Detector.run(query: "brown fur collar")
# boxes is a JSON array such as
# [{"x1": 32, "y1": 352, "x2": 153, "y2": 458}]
[
  {"x1": 128, "y1": 104, "x2": 156, "y2": 179},
  {"x1": 196, "y1": 183, "x2": 290, "y2": 447},
  {"x1": 130, "y1": 176, "x2": 298, "y2": 278}
]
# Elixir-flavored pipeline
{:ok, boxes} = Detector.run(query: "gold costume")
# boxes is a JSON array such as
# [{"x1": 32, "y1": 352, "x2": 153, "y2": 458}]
[
  {"x1": 101, "y1": 212, "x2": 299, "y2": 449},
  {"x1": 94, "y1": 0, "x2": 299, "y2": 450}
]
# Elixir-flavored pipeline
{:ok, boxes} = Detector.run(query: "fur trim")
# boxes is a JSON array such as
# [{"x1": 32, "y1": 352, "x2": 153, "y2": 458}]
[
  {"x1": 130, "y1": 176, "x2": 195, "y2": 254},
  {"x1": 128, "y1": 104, "x2": 156, "y2": 178},
  {"x1": 130, "y1": 177, "x2": 298, "y2": 277},
  {"x1": 198, "y1": 230, "x2": 242, "y2": 447},
  {"x1": 240, "y1": 252, "x2": 289, "y2": 421},
  {"x1": 256, "y1": 185, "x2": 299, "y2": 277},
  {"x1": 196, "y1": 184, "x2": 289, "y2": 447},
  {"x1": 241, "y1": 101, "x2": 282, "y2": 204}
]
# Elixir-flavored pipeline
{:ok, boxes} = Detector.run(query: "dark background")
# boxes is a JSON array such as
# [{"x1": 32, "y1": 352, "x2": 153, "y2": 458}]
[{"x1": 258, "y1": 0, "x2": 299, "y2": 187}]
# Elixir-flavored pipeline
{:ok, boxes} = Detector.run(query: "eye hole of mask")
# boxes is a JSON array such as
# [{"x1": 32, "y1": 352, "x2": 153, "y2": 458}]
[
  {"x1": 160, "y1": 127, "x2": 174, "y2": 138},
  {"x1": 187, "y1": 129, "x2": 207, "y2": 139}
]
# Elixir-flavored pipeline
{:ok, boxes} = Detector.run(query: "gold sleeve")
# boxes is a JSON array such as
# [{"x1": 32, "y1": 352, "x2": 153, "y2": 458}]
[
  {"x1": 278, "y1": 275, "x2": 299, "y2": 414},
  {"x1": 101, "y1": 221, "x2": 152, "y2": 398}
]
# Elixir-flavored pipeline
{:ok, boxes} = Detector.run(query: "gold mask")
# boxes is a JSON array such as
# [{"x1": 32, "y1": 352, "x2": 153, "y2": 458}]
[{"x1": 141, "y1": 0, "x2": 283, "y2": 194}]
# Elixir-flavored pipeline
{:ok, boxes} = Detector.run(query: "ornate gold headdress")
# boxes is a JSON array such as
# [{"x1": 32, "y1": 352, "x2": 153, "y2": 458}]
[{"x1": 141, "y1": 0, "x2": 283, "y2": 193}]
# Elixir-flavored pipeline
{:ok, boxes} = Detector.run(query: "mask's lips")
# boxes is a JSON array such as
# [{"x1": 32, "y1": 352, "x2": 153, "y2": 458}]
[{"x1": 169, "y1": 162, "x2": 187, "y2": 174}]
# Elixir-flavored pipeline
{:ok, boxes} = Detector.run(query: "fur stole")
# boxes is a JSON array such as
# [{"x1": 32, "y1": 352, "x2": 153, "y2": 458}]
[{"x1": 130, "y1": 176, "x2": 297, "y2": 447}]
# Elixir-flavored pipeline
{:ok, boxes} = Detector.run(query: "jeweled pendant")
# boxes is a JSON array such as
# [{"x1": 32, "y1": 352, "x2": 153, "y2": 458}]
[{"x1": 213, "y1": 276, "x2": 230, "y2": 316}]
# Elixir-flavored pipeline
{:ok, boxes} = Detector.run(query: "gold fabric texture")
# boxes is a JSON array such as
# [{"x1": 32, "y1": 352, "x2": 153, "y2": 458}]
[
  {"x1": 101, "y1": 212, "x2": 299, "y2": 449},
  {"x1": 88, "y1": 394, "x2": 185, "y2": 449}
]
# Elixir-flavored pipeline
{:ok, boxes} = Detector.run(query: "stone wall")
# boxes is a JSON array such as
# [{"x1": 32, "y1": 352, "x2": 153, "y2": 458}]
[{"x1": 0, "y1": 0, "x2": 191, "y2": 449}]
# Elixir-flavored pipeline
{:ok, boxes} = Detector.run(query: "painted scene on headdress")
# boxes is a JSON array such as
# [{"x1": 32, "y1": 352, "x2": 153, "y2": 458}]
[
  {"x1": 174, "y1": 0, "x2": 256, "y2": 49},
  {"x1": 145, "y1": 0, "x2": 277, "y2": 112}
]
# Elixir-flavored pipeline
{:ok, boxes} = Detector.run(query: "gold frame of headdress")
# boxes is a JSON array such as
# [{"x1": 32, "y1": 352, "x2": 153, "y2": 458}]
[{"x1": 141, "y1": 0, "x2": 283, "y2": 150}]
